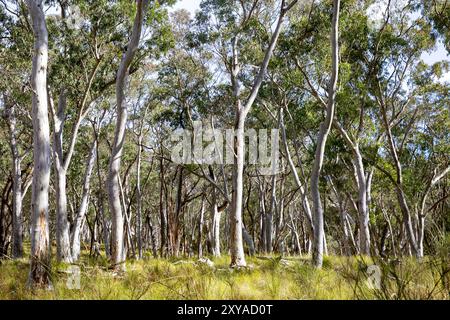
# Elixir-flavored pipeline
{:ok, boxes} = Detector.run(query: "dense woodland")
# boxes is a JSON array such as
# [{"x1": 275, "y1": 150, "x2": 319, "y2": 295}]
[{"x1": 0, "y1": 0, "x2": 449, "y2": 293}]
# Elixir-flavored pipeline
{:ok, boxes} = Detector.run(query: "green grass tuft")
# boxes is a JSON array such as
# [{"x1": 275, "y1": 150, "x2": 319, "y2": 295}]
[{"x1": 1, "y1": 251, "x2": 448, "y2": 300}]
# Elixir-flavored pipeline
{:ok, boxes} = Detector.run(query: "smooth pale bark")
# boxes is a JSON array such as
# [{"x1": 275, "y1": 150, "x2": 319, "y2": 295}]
[
  {"x1": 209, "y1": 168, "x2": 222, "y2": 257},
  {"x1": 198, "y1": 197, "x2": 205, "y2": 258},
  {"x1": 229, "y1": 34, "x2": 246, "y2": 266},
  {"x1": 417, "y1": 166, "x2": 450, "y2": 257},
  {"x1": 230, "y1": 110, "x2": 247, "y2": 266},
  {"x1": 71, "y1": 139, "x2": 97, "y2": 261},
  {"x1": 136, "y1": 134, "x2": 143, "y2": 259},
  {"x1": 266, "y1": 105, "x2": 280, "y2": 252},
  {"x1": 49, "y1": 54, "x2": 101, "y2": 263},
  {"x1": 6, "y1": 104, "x2": 24, "y2": 258},
  {"x1": 49, "y1": 40, "x2": 101, "y2": 262},
  {"x1": 159, "y1": 156, "x2": 168, "y2": 257},
  {"x1": 93, "y1": 122, "x2": 110, "y2": 258},
  {"x1": 134, "y1": 104, "x2": 149, "y2": 260},
  {"x1": 169, "y1": 167, "x2": 184, "y2": 257},
  {"x1": 258, "y1": 179, "x2": 267, "y2": 251},
  {"x1": 310, "y1": 0, "x2": 340, "y2": 268},
  {"x1": 329, "y1": 177, "x2": 351, "y2": 255},
  {"x1": 107, "y1": 0, "x2": 148, "y2": 270},
  {"x1": 354, "y1": 151, "x2": 370, "y2": 255},
  {"x1": 280, "y1": 108, "x2": 314, "y2": 250},
  {"x1": 287, "y1": 206, "x2": 302, "y2": 254},
  {"x1": 276, "y1": 165, "x2": 285, "y2": 248},
  {"x1": 51, "y1": 91, "x2": 71, "y2": 262},
  {"x1": 229, "y1": 2, "x2": 294, "y2": 267},
  {"x1": 266, "y1": 174, "x2": 276, "y2": 253},
  {"x1": 290, "y1": 81, "x2": 371, "y2": 254},
  {"x1": 379, "y1": 102, "x2": 419, "y2": 257},
  {"x1": 119, "y1": 174, "x2": 136, "y2": 259},
  {"x1": 26, "y1": 0, "x2": 52, "y2": 288},
  {"x1": 212, "y1": 203, "x2": 221, "y2": 257},
  {"x1": 328, "y1": 118, "x2": 372, "y2": 255}
]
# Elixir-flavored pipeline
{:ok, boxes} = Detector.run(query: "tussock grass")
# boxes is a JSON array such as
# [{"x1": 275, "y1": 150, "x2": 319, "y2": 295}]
[{"x1": 0, "y1": 251, "x2": 448, "y2": 300}]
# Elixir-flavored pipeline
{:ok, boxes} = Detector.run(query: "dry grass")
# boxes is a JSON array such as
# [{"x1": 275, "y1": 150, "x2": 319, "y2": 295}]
[{"x1": 0, "y1": 251, "x2": 449, "y2": 300}]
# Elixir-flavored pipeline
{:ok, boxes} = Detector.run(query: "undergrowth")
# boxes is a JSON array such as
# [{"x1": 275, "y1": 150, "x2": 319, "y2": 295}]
[{"x1": 0, "y1": 251, "x2": 449, "y2": 300}]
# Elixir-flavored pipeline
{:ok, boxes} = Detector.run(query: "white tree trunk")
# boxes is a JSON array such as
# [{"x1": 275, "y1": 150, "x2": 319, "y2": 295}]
[
  {"x1": 26, "y1": 0, "x2": 52, "y2": 288},
  {"x1": 416, "y1": 166, "x2": 450, "y2": 257},
  {"x1": 280, "y1": 108, "x2": 314, "y2": 252},
  {"x1": 49, "y1": 90, "x2": 71, "y2": 263},
  {"x1": 6, "y1": 104, "x2": 24, "y2": 258},
  {"x1": 136, "y1": 135, "x2": 143, "y2": 259},
  {"x1": 198, "y1": 197, "x2": 205, "y2": 258},
  {"x1": 230, "y1": 111, "x2": 247, "y2": 267},
  {"x1": 208, "y1": 168, "x2": 222, "y2": 257},
  {"x1": 107, "y1": 0, "x2": 148, "y2": 270},
  {"x1": 71, "y1": 139, "x2": 97, "y2": 261},
  {"x1": 55, "y1": 166, "x2": 72, "y2": 262},
  {"x1": 354, "y1": 150, "x2": 370, "y2": 255},
  {"x1": 379, "y1": 99, "x2": 419, "y2": 256},
  {"x1": 266, "y1": 174, "x2": 276, "y2": 253},
  {"x1": 212, "y1": 203, "x2": 221, "y2": 257},
  {"x1": 311, "y1": 0, "x2": 340, "y2": 268},
  {"x1": 229, "y1": 2, "x2": 291, "y2": 267}
]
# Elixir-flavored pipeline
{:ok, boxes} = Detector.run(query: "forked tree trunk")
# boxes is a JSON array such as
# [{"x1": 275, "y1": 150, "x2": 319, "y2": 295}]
[
  {"x1": 107, "y1": 0, "x2": 148, "y2": 271},
  {"x1": 416, "y1": 166, "x2": 450, "y2": 257},
  {"x1": 50, "y1": 88, "x2": 80, "y2": 263},
  {"x1": 354, "y1": 151, "x2": 370, "y2": 255},
  {"x1": 71, "y1": 139, "x2": 97, "y2": 261},
  {"x1": 380, "y1": 107, "x2": 419, "y2": 256},
  {"x1": 280, "y1": 108, "x2": 314, "y2": 252},
  {"x1": 26, "y1": 0, "x2": 52, "y2": 288},
  {"x1": 50, "y1": 55, "x2": 101, "y2": 263},
  {"x1": 229, "y1": 2, "x2": 292, "y2": 267},
  {"x1": 329, "y1": 176, "x2": 351, "y2": 255}
]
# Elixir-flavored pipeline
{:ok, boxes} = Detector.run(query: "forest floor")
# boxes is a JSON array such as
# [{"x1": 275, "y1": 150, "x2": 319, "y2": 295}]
[{"x1": 1, "y1": 250, "x2": 449, "y2": 300}]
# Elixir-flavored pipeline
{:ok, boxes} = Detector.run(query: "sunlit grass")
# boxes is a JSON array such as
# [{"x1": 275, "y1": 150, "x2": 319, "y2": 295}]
[{"x1": 0, "y1": 249, "x2": 448, "y2": 300}]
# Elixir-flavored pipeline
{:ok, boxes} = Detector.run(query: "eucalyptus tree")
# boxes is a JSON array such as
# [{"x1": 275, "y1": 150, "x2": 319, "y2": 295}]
[
  {"x1": 46, "y1": 0, "x2": 128, "y2": 262},
  {"x1": 25, "y1": 0, "x2": 52, "y2": 288},
  {"x1": 364, "y1": 1, "x2": 443, "y2": 257},
  {"x1": 396, "y1": 61, "x2": 449, "y2": 257},
  {"x1": 422, "y1": 0, "x2": 450, "y2": 52},
  {"x1": 308, "y1": 0, "x2": 340, "y2": 268},
  {"x1": 0, "y1": 2, "x2": 34, "y2": 259},
  {"x1": 70, "y1": 129, "x2": 98, "y2": 261},
  {"x1": 107, "y1": 0, "x2": 147, "y2": 268},
  {"x1": 107, "y1": 0, "x2": 176, "y2": 269},
  {"x1": 4, "y1": 100, "x2": 26, "y2": 258},
  {"x1": 192, "y1": 0, "x2": 299, "y2": 267},
  {"x1": 45, "y1": 0, "x2": 168, "y2": 262}
]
